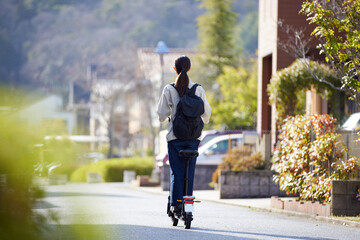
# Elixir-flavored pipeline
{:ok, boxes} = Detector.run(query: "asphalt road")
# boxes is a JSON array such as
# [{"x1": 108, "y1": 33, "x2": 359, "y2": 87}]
[{"x1": 36, "y1": 183, "x2": 360, "y2": 240}]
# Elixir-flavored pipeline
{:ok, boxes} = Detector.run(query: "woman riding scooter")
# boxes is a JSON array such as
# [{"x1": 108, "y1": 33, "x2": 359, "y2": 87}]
[{"x1": 157, "y1": 56, "x2": 211, "y2": 222}]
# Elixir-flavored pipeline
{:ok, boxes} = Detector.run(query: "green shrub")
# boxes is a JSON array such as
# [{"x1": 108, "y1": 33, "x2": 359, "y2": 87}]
[
  {"x1": 52, "y1": 161, "x2": 79, "y2": 177},
  {"x1": 70, "y1": 157, "x2": 154, "y2": 182},
  {"x1": 267, "y1": 59, "x2": 340, "y2": 123},
  {"x1": 41, "y1": 137, "x2": 82, "y2": 177},
  {"x1": 210, "y1": 146, "x2": 265, "y2": 186}
]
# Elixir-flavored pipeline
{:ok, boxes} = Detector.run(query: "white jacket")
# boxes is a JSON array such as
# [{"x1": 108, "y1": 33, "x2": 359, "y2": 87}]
[{"x1": 157, "y1": 80, "x2": 212, "y2": 142}]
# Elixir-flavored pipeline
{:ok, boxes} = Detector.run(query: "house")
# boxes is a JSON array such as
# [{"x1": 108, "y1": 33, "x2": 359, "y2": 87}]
[
  {"x1": 17, "y1": 94, "x2": 75, "y2": 134},
  {"x1": 257, "y1": 0, "x2": 356, "y2": 163},
  {"x1": 90, "y1": 77, "x2": 134, "y2": 156},
  {"x1": 16, "y1": 93, "x2": 108, "y2": 152},
  {"x1": 68, "y1": 64, "x2": 137, "y2": 157}
]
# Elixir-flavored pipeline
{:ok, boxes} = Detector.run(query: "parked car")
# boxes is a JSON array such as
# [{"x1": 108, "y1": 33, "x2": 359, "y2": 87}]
[
  {"x1": 199, "y1": 129, "x2": 244, "y2": 147},
  {"x1": 155, "y1": 131, "x2": 259, "y2": 169},
  {"x1": 196, "y1": 132, "x2": 258, "y2": 165},
  {"x1": 340, "y1": 112, "x2": 360, "y2": 131}
]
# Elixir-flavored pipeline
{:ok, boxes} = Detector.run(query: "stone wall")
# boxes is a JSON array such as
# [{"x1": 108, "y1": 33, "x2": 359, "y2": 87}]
[
  {"x1": 270, "y1": 181, "x2": 360, "y2": 217},
  {"x1": 219, "y1": 170, "x2": 288, "y2": 199},
  {"x1": 271, "y1": 197, "x2": 330, "y2": 217},
  {"x1": 331, "y1": 180, "x2": 360, "y2": 216},
  {"x1": 161, "y1": 165, "x2": 218, "y2": 191}
]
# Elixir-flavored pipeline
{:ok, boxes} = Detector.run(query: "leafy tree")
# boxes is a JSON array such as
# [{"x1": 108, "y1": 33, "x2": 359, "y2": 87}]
[
  {"x1": 196, "y1": 0, "x2": 239, "y2": 88},
  {"x1": 301, "y1": 0, "x2": 360, "y2": 103},
  {"x1": 237, "y1": 11, "x2": 258, "y2": 57},
  {"x1": 209, "y1": 61, "x2": 257, "y2": 129},
  {"x1": 268, "y1": 59, "x2": 341, "y2": 123}
]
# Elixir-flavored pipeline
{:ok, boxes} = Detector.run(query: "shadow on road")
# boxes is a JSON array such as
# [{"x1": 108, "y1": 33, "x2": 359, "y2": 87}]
[{"x1": 43, "y1": 224, "x2": 337, "y2": 240}]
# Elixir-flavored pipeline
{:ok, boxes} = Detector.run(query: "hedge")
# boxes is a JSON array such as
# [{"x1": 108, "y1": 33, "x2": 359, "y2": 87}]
[{"x1": 70, "y1": 157, "x2": 154, "y2": 182}]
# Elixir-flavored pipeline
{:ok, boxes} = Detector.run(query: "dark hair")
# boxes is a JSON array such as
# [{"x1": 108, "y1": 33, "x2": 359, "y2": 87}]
[{"x1": 174, "y1": 56, "x2": 191, "y2": 96}]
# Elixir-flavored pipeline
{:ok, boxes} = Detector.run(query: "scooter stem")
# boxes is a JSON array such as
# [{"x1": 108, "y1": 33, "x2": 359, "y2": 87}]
[{"x1": 184, "y1": 157, "x2": 190, "y2": 196}]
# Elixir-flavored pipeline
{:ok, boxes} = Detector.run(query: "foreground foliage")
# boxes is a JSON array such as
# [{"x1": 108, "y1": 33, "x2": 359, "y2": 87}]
[
  {"x1": 272, "y1": 114, "x2": 360, "y2": 203},
  {"x1": 0, "y1": 116, "x2": 55, "y2": 239}
]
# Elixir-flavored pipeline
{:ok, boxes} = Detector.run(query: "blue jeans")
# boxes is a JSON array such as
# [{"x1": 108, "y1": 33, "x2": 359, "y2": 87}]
[{"x1": 167, "y1": 139, "x2": 200, "y2": 206}]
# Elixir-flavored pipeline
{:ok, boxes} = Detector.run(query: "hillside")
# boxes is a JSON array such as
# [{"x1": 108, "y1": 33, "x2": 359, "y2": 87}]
[{"x1": 0, "y1": 0, "x2": 258, "y2": 92}]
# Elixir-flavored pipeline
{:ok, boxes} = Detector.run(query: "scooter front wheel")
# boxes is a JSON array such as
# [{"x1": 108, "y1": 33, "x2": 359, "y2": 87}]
[{"x1": 167, "y1": 196, "x2": 170, "y2": 215}]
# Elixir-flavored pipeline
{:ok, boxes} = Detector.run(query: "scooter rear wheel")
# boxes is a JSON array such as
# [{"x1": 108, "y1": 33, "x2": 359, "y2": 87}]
[
  {"x1": 184, "y1": 220, "x2": 191, "y2": 229},
  {"x1": 184, "y1": 213, "x2": 192, "y2": 229}
]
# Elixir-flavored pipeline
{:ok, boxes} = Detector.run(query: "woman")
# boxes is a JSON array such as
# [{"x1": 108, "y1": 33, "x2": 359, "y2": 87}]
[{"x1": 157, "y1": 56, "x2": 211, "y2": 213}]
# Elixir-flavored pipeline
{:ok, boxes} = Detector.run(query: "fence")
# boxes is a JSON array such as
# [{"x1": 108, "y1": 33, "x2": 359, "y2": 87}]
[{"x1": 337, "y1": 131, "x2": 360, "y2": 160}]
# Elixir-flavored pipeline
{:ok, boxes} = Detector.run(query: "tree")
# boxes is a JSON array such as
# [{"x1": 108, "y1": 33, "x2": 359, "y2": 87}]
[
  {"x1": 301, "y1": 0, "x2": 360, "y2": 103},
  {"x1": 268, "y1": 59, "x2": 341, "y2": 123},
  {"x1": 196, "y1": 0, "x2": 239, "y2": 88},
  {"x1": 208, "y1": 61, "x2": 257, "y2": 129}
]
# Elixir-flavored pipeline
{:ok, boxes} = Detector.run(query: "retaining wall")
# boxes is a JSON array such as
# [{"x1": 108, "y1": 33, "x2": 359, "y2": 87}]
[
  {"x1": 270, "y1": 180, "x2": 360, "y2": 217},
  {"x1": 161, "y1": 164, "x2": 218, "y2": 191},
  {"x1": 219, "y1": 170, "x2": 288, "y2": 199},
  {"x1": 331, "y1": 180, "x2": 360, "y2": 216},
  {"x1": 271, "y1": 197, "x2": 331, "y2": 217}
]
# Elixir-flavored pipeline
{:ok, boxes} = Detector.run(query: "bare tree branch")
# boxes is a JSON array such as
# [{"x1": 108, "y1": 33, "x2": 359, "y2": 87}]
[
  {"x1": 277, "y1": 19, "x2": 345, "y2": 93},
  {"x1": 278, "y1": 19, "x2": 312, "y2": 59},
  {"x1": 298, "y1": 58, "x2": 344, "y2": 92}
]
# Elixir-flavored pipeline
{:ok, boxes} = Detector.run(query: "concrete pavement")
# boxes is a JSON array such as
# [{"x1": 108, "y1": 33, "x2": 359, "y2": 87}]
[
  {"x1": 40, "y1": 183, "x2": 360, "y2": 239},
  {"x1": 134, "y1": 186, "x2": 360, "y2": 228}
]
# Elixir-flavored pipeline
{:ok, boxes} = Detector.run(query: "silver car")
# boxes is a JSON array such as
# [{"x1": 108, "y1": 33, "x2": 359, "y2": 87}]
[{"x1": 196, "y1": 132, "x2": 258, "y2": 165}]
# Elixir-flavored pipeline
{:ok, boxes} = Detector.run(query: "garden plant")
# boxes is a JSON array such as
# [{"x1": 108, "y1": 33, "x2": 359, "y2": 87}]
[
  {"x1": 272, "y1": 114, "x2": 360, "y2": 203},
  {"x1": 210, "y1": 146, "x2": 264, "y2": 187}
]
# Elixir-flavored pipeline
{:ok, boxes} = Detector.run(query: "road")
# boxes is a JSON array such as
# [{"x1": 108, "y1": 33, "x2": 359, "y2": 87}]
[{"x1": 36, "y1": 183, "x2": 360, "y2": 240}]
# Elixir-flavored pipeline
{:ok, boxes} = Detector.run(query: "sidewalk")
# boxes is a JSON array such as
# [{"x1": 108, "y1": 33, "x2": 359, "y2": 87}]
[{"x1": 134, "y1": 186, "x2": 360, "y2": 228}]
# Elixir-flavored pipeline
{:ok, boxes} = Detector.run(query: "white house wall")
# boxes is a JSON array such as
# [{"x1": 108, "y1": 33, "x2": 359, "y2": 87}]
[{"x1": 17, "y1": 95, "x2": 74, "y2": 134}]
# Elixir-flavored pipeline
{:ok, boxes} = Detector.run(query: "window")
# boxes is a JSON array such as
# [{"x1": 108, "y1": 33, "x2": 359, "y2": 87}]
[{"x1": 208, "y1": 139, "x2": 241, "y2": 154}]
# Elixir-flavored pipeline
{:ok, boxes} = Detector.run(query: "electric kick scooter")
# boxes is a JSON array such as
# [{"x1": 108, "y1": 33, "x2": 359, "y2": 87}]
[{"x1": 167, "y1": 150, "x2": 200, "y2": 229}]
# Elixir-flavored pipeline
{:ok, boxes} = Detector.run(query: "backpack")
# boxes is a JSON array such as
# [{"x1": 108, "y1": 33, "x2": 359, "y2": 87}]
[{"x1": 171, "y1": 83, "x2": 205, "y2": 140}]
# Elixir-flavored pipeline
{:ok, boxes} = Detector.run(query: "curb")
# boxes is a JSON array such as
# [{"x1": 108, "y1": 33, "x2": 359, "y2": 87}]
[{"x1": 133, "y1": 186, "x2": 360, "y2": 228}]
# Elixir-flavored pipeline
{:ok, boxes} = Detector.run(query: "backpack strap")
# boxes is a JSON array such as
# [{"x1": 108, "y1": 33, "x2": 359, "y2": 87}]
[
  {"x1": 170, "y1": 83, "x2": 200, "y2": 95},
  {"x1": 189, "y1": 83, "x2": 199, "y2": 95}
]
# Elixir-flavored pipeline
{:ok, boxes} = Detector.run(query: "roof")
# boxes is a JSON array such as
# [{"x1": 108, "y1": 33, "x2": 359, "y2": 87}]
[
  {"x1": 92, "y1": 79, "x2": 136, "y2": 98},
  {"x1": 137, "y1": 48, "x2": 197, "y2": 82}
]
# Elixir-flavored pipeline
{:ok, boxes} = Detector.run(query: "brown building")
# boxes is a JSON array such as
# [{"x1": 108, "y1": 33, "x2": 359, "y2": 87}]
[{"x1": 257, "y1": 0, "x2": 328, "y2": 161}]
